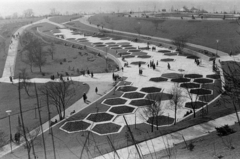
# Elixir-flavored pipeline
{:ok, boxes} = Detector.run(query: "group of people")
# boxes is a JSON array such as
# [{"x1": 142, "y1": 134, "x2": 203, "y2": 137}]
[
  {"x1": 194, "y1": 59, "x2": 201, "y2": 66},
  {"x1": 147, "y1": 60, "x2": 158, "y2": 70}
]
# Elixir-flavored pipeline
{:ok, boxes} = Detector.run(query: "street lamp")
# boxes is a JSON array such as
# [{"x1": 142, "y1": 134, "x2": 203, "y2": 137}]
[
  {"x1": 6, "y1": 110, "x2": 12, "y2": 153},
  {"x1": 216, "y1": 39, "x2": 219, "y2": 57}
]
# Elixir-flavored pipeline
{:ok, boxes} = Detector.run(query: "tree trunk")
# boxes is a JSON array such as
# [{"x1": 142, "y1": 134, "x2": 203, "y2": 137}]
[
  {"x1": 233, "y1": 101, "x2": 240, "y2": 126},
  {"x1": 39, "y1": 65, "x2": 42, "y2": 73},
  {"x1": 174, "y1": 104, "x2": 177, "y2": 125},
  {"x1": 151, "y1": 117, "x2": 154, "y2": 132}
]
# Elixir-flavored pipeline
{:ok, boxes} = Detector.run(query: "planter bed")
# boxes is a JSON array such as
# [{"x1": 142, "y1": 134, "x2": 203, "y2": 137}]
[
  {"x1": 147, "y1": 116, "x2": 174, "y2": 126},
  {"x1": 109, "y1": 106, "x2": 135, "y2": 114},
  {"x1": 92, "y1": 123, "x2": 122, "y2": 135},
  {"x1": 86, "y1": 113, "x2": 114, "y2": 122},
  {"x1": 103, "y1": 98, "x2": 127, "y2": 105}
]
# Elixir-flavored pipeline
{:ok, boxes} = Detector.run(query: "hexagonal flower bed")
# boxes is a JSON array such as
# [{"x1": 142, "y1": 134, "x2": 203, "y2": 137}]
[
  {"x1": 128, "y1": 50, "x2": 141, "y2": 52},
  {"x1": 164, "y1": 53, "x2": 178, "y2": 56},
  {"x1": 180, "y1": 82, "x2": 200, "y2": 89},
  {"x1": 108, "y1": 44, "x2": 119, "y2": 47},
  {"x1": 60, "y1": 120, "x2": 91, "y2": 133},
  {"x1": 130, "y1": 99, "x2": 155, "y2": 107},
  {"x1": 109, "y1": 106, "x2": 136, "y2": 114},
  {"x1": 100, "y1": 37, "x2": 110, "y2": 40},
  {"x1": 185, "y1": 74, "x2": 203, "y2": 79},
  {"x1": 123, "y1": 55, "x2": 135, "y2": 58},
  {"x1": 187, "y1": 55, "x2": 199, "y2": 59},
  {"x1": 118, "y1": 52, "x2": 131, "y2": 56},
  {"x1": 193, "y1": 78, "x2": 213, "y2": 84},
  {"x1": 140, "y1": 87, "x2": 162, "y2": 93},
  {"x1": 147, "y1": 115, "x2": 174, "y2": 126},
  {"x1": 131, "y1": 52, "x2": 148, "y2": 56},
  {"x1": 121, "y1": 45, "x2": 132, "y2": 47},
  {"x1": 103, "y1": 98, "x2": 127, "y2": 106},
  {"x1": 123, "y1": 92, "x2": 145, "y2": 99},
  {"x1": 93, "y1": 42, "x2": 103, "y2": 45},
  {"x1": 161, "y1": 73, "x2": 183, "y2": 79},
  {"x1": 125, "y1": 47, "x2": 136, "y2": 49},
  {"x1": 117, "y1": 42, "x2": 130, "y2": 45},
  {"x1": 111, "y1": 47, "x2": 122, "y2": 50},
  {"x1": 131, "y1": 61, "x2": 146, "y2": 65},
  {"x1": 171, "y1": 78, "x2": 191, "y2": 83},
  {"x1": 206, "y1": 74, "x2": 220, "y2": 79},
  {"x1": 95, "y1": 45, "x2": 106, "y2": 47},
  {"x1": 150, "y1": 77, "x2": 168, "y2": 82},
  {"x1": 185, "y1": 101, "x2": 207, "y2": 109},
  {"x1": 146, "y1": 93, "x2": 172, "y2": 101},
  {"x1": 138, "y1": 55, "x2": 151, "y2": 58},
  {"x1": 117, "y1": 86, "x2": 138, "y2": 92},
  {"x1": 86, "y1": 112, "x2": 114, "y2": 122},
  {"x1": 158, "y1": 50, "x2": 171, "y2": 53},
  {"x1": 111, "y1": 38, "x2": 122, "y2": 40},
  {"x1": 160, "y1": 58, "x2": 175, "y2": 62},
  {"x1": 92, "y1": 123, "x2": 122, "y2": 135},
  {"x1": 105, "y1": 42, "x2": 116, "y2": 44},
  {"x1": 190, "y1": 89, "x2": 212, "y2": 95}
]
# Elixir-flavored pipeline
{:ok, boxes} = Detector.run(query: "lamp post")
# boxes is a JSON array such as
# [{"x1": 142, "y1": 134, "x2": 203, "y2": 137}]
[
  {"x1": 216, "y1": 40, "x2": 219, "y2": 57},
  {"x1": 6, "y1": 110, "x2": 12, "y2": 153}
]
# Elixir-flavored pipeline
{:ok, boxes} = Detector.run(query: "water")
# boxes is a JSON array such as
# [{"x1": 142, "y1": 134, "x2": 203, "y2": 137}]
[{"x1": 0, "y1": 0, "x2": 239, "y2": 17}]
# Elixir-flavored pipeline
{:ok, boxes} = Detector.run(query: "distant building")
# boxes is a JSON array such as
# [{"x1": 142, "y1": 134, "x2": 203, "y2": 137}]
[
  {"x1": 179, "y1": 6, "x2": 189, "y2": 12},
  {"x1": 190, "y1": 7, "x2": 199, "y2": 13},
  {"x1": 162, "y1": 9, "x2": 167, "y2": 12}
]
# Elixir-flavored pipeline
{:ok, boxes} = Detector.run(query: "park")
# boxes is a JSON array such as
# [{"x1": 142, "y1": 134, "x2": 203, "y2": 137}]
[{"x1": 0, "y1": 2, "x2": 240, "y2": 159}]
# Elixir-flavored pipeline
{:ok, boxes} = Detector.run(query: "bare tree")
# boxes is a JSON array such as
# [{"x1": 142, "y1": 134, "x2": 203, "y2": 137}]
[
  {"x1": 171, "y1": 34, "x2": 189, "y2": 53},
  {"x1": 143, "y1": 93, "x2": 163, "y2": 132},
  {"x1": 169, "y1": 84, "x2": 185, "y2": 125},
  {"x1": 47, "y1": 42, "x2": 55, "y2": 60},
  {"x1": 19, "y1": 68, "x2": 31, "y2": 97},
  {"x1": 23, "y1": 9, "x2": 34, "y2": 18},
  {"x1": 40, "y1": 81, "x2": 76, "y2": 120}
]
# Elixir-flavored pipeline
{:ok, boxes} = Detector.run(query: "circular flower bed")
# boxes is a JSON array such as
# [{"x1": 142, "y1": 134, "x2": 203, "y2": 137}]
[
  {"x1": 130, "y1": 99, "x2": 155, "y2": 107},
  {"x1": 131, "y1": 52, "x2": 148, "y2": 56},
  {"x1": 103, "y1": 98, "x2": 127, "y2": 106},
  {"x1": 92, "y1": 123, "x2": 122, "y2": 135},
  {"x1": 161, "y1": 73, "x2": 183, "y2": 79},
  {"x1": 185, "y1": 74, "x2": 203, "y2": 79},
  {"x1": 117, "y1": 86, "x2": 138, "y2": 92},
  {"x1": 193, "y1": 78, "x2": 213, "y2": 84},
  {"x1": 138, "y1": 55, "x2": 151, "y2": 58},
  {"x1": 131, "y1": 61, "x2": 146, "y2": 65},
  {"x1": 160, "y1": 58, "x2": 175, "y2": 62},
  {"x1": 180, "y1": 82, "x2": 200, "y2": 89},
  {"x1": 61, "y1": 121, "x2": 91, "y2": 132},
  {"x1": 190, "y1": 89, "x2": 212, "y2": 95},
  {"x1": 140, "y1": 87, "x2": 162, "y2": 93},
  {"x1": 158, "y1": 50, "x2": 171, "y2": 53},
  {"x1": 185, "y1": 101, "x2": 207, "y2": 109},
  {"x1": 171, "y1": 78, "x2": 191, "y2": 83},
  {"x1": 147, "y1": 116, "x2": 174, "y2": 126},
  {"x1": 109, "y1": 106, "x2": 135, "y2": 114},
  {"x1": 150, "y1": 77, "x2": 168, "y2": 82},
  {"x1": 86, "y1": 113, "x2": 114, "y2": 122},
  {"x1": 123, "y1": 92, "x2": 145, "y2": 99}
]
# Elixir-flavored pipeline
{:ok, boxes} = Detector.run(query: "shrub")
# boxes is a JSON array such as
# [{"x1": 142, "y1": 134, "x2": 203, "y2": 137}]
[{"x1": 215, "y1": 125, "x2": 235, "y2": 136}]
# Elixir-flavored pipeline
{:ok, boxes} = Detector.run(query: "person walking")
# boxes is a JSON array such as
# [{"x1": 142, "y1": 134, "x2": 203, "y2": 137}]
[
  {"x1": 168, "y1": 63, "x2": 171, "y2": 70},
  {"x1": 9, "y1": 76, "x2": 13, "y2": 84},
  {"x1": 83, "y1": 93, "x2": 87, "y2": 103},
  {"x1": 95, "y1": 87, "x2": 98, "y2": 94}
]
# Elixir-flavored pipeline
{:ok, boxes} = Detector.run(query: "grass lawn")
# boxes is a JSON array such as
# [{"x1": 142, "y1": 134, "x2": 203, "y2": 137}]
[
  {"x1": 0, "y1": 17, "x2": 43, "y2": 77},
  {"x1": 0, "y1": 81, "x2": 89, "y2": 145},
  {"x1": 89, "y1": 13, "x2": 240, "y2": 53},
  {"x1": 15, "y1": 41, "x2": 118, "y2": 78},
  {"x1": 49, "y1": 15, "x2": 82, "y2": 24}
]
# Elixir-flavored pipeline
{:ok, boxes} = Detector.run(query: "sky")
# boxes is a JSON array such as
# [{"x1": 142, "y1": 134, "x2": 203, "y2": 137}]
[{"x1": 0, "y1": 0, "x2": 239, "y2": 17}]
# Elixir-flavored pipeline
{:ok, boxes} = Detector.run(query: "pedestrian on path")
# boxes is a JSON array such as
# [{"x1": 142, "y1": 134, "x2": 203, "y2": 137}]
[
  {"x1": 91, "y1": 72, "x2": 94, "y2": 78},
  {"x1": 9, "y1": 76, "x2": 13, "y2": 84},
  {"x1": 168, "y1": 63, "x2": 171, "y2": 70},
  {"x1": 83, "y1": 93, "x2": 87, "y2": 103},
  {"x1": 95, "y1": 87, "x2": 98, "y2": 94}
]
